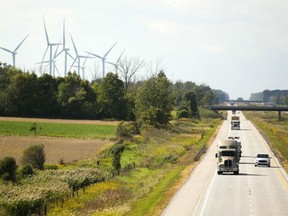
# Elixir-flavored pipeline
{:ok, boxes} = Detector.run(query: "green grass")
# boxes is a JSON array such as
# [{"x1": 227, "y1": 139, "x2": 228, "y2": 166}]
[
  {"x1": 126, "y1": 166, "x2": 183, "y2": 216},
  {"x1": 0, "y1": 121, "x2": 117, "y2": 139}
]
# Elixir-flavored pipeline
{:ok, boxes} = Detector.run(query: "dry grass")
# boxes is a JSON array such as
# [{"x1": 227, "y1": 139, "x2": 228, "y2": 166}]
[{"x1": 0, "y1": 136, "x2": 112, "y2": 164}]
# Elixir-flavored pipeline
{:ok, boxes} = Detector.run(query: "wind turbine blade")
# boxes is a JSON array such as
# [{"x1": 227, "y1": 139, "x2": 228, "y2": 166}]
[
  {"x1": 69, "y1": 57, "x2": 78, "y2": 72},
  {"x1": 54, "y1": 62, "x2": 60, "y2": 76},
  {"x1": 106, "y1": 61, "x2": 116, "y2": 66},
  {"x1": 63, "y1": 18, "x2": 66, "y2": 49},
  {"x1": 0, "y1": 47, "x2": 13, "y2": 53},
  {"x1": 35, "y1": 60, "x2": 49, "y2": 64},
  {"x1": 41, "y1": 46, "x2": 49, "y2": 69},
  {"x1": 43, "y1": 17, "x2": 49, "y2": 44},
  {"x1": 67, "y1": 50, "x2": 74, "y2": 60},
  {"x1": 104, "y1": 42, "x2": 118, "y2": 58},
  {"x1": 86, "y1": 51, "x2": 103, "y2": 60},
  {"x1": 82, "y1": 54, "x2": 90, "y2": 67},
  {"x1": 14, "y1": 34, "x2": 29, "y2": 52},
  {"x1": 54, "y1": 49, "x2": 64, "y2": 59},
  {"x1": 53, "y1": 42, "x2": 61, "y2": 59},
  {"x1": 116, "y1": 49, "x2": 125, "y2": 63},
  {"x1": 70, "y1": 33, "x2": 78, "y2": 56}
]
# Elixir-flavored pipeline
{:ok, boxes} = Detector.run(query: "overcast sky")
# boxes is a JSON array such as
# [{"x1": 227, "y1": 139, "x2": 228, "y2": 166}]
[{"x1": 0, "y1": 0, "x2": 288, "y2": 99}]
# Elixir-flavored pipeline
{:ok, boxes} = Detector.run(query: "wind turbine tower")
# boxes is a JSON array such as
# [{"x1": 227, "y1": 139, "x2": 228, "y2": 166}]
[
  {"x1": 86, "y1": 42, "x2": 117, "y2": 78},
  {"x1": 54, "y1": 19, "x2": 73, "y2": 76},
  {"x1": 0, "y1": 34, "x2": 29, "y2": 67},
  {"x1": 41, "y1": 17, "x2": 62, "y2": 76}
]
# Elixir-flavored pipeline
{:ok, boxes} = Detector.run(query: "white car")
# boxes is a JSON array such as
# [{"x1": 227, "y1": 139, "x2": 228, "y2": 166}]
[{"x1": 255, "y1": 153, "x2": 271, "y2": 167}]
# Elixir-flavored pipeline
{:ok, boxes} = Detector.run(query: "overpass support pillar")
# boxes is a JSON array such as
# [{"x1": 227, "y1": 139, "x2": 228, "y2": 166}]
[{"x1": 278, "y1": 111, "x2": 282, "y2": 121}]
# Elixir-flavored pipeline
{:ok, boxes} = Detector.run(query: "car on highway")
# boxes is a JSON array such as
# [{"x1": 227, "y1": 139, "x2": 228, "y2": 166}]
[{"x1": 255, "y1": 153, "x2": 271, "y2": 167}]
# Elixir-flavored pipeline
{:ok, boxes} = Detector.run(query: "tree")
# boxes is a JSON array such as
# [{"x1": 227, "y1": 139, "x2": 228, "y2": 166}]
[
  {"x1": 97, "y1": 72, "x2": 128, "y2": 119},
  {"x1": 194, "y1": 84, "x2": 214, "y2": 105},
  {"x1": 184, "y1": 91, "x2": 199, "y2": 118},
  {"x1": 0, "y1": 157, "x2": 17, "y2": 182},
  {"x1": 57, "y1": 72, "x2": 96, "y2": 119},
  {"x1": 21, "y1": 144, "x2": 46, "y2": 170},
  {"x1": 118, "y1": 57, "x2": 145, "y2": 92},
  {"x1": 135, "y1": 71, "x2": 174, "y2": 127}
]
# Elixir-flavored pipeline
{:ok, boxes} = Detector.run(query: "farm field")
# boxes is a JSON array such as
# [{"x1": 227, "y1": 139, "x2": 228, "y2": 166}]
[
  {"x1": 0, "y1": 136, "x2": 111, "y2": 163},
  {"x1": 0, "y1": 117, "x2": 118, "y2": 163}
]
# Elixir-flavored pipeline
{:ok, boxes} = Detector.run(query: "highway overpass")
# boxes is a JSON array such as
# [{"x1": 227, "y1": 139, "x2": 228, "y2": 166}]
[{"x1": 205, "y1": 105, "x2": 288, "y2": 120}]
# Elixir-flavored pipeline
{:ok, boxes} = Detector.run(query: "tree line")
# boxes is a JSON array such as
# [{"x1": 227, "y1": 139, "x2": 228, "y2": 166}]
[
  {"x1": 250, "y1": 89, "x2": 288, "y2": 105},
  {"x1": 0, "y1": 62, "x2": 229, "y2": 127}
]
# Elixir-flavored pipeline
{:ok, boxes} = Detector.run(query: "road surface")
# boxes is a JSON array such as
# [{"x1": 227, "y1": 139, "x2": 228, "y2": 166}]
[{"x1": 161, "y1": 111, "x2": 288, "y2": 216}]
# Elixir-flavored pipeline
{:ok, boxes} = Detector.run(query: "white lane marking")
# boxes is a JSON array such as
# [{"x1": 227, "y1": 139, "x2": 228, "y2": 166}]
[{"x1": 199, "y1": 170, "x2": 217, "y2": 216}]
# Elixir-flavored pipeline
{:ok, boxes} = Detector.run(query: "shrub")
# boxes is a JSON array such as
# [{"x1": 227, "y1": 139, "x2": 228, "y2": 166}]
[
  {"x1": 177, "y1": 109, "x2": 189, "y2": 119},
  {"x1": 21, "y1": 144, "x2": 46, "y2": 170},
  {"x1": 18, "y1": 164, "x2": 34, "y2": 178},
  {"x1": 116, "y1": 121, "x2": 140, "y2": 138},
  {"x1": 111, "y1": 144, "x2": 125, "y2": 171},
  {"x1": 0, "y1": 157, "x2": 18, "y2": 182}
]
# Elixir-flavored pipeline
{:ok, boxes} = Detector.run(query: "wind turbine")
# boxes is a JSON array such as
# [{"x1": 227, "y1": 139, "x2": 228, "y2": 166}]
[
  {"x1": 69, "y1": 34, "x2": 93, "y2": 77},
  {"x1": 36, "y1": 43, "x2": 61, "y2": 76},
  {"x1": 41, "y1": 17, "x2": 62, "y2": 76},
  {"x1": 106, "y1": 49, "x2": 125, "y2": 74},
  {"x1": 0, "y1": 34, "x2": 29, "y2": 67},
  {"x1": 54, "y1": 19, "x2": 73, "y2": 77},
  {"x1": 86, "y1": 42, "x2": 117, "y2": 78}
]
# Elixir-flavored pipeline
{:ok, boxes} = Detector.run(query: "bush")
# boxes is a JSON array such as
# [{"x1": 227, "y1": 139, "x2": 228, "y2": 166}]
[
  {"x1": 111, "y1": 144, "x2": 125, "y2": 171},
  {"x1": 0, "y1": 157, "x2": 17, "y2": 182},
  {"x1": 176, "y1": 109, "x2": 189, "y2": 119},
  {"x1": 116, "y1": 121, "x2": 140, "y2": 138},
  {"x1": 18, "y1": 164, "x2": 34, "y2": 178},
  {"x1": 21, "y1": 144, "x2": 46, "y2": 170}
]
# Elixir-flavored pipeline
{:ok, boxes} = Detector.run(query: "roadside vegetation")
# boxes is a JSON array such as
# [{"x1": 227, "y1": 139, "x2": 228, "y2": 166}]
[
  {"x1": 244, "y1": 111, "x2": 288, "y2": 172},
  {"x1": 0, "y1": 110, "x2": 222, "y2": 216}
]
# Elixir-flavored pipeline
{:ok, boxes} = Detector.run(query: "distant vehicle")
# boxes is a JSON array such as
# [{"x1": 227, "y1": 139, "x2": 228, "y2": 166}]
[
  {"x1": 231, "y1": 116, "x2": 240, "y2": 130},
  {"x1": 215, "y1": 139, "x2": 239, "y2": 175},
  {"x1": 255, "y1": 153, "x2": 271, "y2": 167}
]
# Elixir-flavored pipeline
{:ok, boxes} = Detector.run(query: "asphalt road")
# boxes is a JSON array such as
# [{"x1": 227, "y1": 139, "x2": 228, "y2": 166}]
[{"x1": 161, "y1": 111, "x2": 288, "y2": 216}]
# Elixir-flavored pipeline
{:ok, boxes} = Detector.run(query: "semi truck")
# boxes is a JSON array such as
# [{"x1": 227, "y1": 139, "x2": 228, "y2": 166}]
[
  {"x1": 231, "y1": 115, "x2": 240, "y2": 130},
  {"x1": 215, "y1": 139, "x2": 240, "y2": 175}
]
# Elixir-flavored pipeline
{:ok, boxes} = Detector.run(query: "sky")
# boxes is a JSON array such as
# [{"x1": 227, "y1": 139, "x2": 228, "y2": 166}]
[{"x1": 0, "y1": 0, "x2": 288, "y2": 100}]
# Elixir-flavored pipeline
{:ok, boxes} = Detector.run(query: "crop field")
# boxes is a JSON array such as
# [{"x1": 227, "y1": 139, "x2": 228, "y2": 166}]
[{"x1": 0, "y1": 117, "x2": 118, "y2": 163}]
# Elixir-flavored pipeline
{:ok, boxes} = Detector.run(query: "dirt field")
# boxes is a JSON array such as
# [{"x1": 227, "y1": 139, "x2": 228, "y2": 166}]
[{"x1": 0, "y1": 136, "x2": 112, "y2": 164}]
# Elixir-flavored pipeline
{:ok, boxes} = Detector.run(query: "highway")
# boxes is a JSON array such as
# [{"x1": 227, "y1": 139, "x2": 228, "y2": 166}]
[{"x1": 161, "y1": 111, "x2": 288, "y2": 216}]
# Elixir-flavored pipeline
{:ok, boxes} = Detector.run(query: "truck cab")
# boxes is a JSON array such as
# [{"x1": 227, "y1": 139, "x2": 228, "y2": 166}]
[
  {"x1": 231, "y1": 116, "x2": 240, "y2": 130},
  {"x1": 216, "y1": 139, "x2": 239, "y2": 175}
]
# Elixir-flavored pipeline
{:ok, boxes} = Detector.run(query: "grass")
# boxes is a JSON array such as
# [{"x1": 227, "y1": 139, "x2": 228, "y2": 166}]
[
  {"x1": 0, "y1": 120, "x2": 117, "y2": 139},
  {"x1": 126, "y1": 166, "x2": 184, "y2": 216}
]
